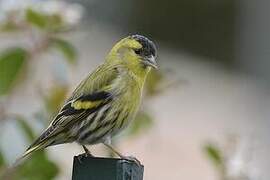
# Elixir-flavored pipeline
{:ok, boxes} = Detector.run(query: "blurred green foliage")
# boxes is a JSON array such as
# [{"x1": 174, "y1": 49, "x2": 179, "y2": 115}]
[
  {"x1": 51, "y1": 38, "x2": 77, "y2": 64},
  {"x1": 0, "y1": 151, "x2": 5, "y2": 169},
  {"x1": 204, "y1": 144, "x2": 224, "y2": 167},
  {"x1": 204, "y1": 143, "x2": 226, "y2": 180},
  {"x1": 26, "y1": 8, "x2": 48, "y2": 28},
  {"x1": 0, "y1": 48, "x2": 28, "y2": 95},
  {"x1": 26, "y1": 8, "x2": 63, "y2": 31},
  {"x1": 0, "y1": 4, "x2": 78, "y2": 179},
  {"x1": 0, "y1": 7, "x2": 77, "y2": 97},
  {"x1": 0, "y1": 150, "x2": 6, "y2": 179}
]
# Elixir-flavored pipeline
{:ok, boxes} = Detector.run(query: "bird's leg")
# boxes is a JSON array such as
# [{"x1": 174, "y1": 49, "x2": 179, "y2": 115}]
[
  {"x1": 78, "y1": 145, "x2": 93, "y2": 164},
  {"x1": 103, "y1": 137, "x2": 123, "y2": 157},
  {"x1": 82, "y1": 145, "x2": 93, "y2": 157},
  {"x1": 103, "y1": 142, "x2": 141, "y2": 166},
  {"x1": 103, "y1": 142, "x2": 123, "y2": 158}
]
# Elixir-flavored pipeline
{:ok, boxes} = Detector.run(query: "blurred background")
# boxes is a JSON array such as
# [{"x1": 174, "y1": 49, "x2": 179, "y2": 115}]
[{"x1": 0, "y1": 0, "x2": 269, "y2": 179}]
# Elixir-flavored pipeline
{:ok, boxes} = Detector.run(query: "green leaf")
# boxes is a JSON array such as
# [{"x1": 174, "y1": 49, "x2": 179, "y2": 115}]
[
  {"x1": 204, "y1": 144, "x2": 223, "y2": 167},
  {"x1": 0, "y1": 48, "x2": 27, "y2": 95},
  {"x1": 51, "y1": 38, "x2": 77, "y2": 64},
  {"x1": 26, "y1": 8, "x2": 47, "y2": 28},
  {"x1": 16, "y1": 117, "x2": 35, "y2": 141},
  {"x1": 127, "y1": 111, "x2": 153, "y2": 137}
]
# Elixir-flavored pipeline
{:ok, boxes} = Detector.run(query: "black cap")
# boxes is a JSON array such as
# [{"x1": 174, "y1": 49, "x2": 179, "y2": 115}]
[{"x1": 131, "y1": 34, "x2": 157, "y2": 58}]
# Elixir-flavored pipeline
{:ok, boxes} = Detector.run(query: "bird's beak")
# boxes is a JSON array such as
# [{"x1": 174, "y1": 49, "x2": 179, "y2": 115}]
[{"x1": 143, "y1": 55, "x2": 158, "y2": 69}]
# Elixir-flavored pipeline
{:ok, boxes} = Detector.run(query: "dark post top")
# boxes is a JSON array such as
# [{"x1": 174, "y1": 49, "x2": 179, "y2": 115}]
[{"x1": 72, "y1": 154, "x2": 144, "y2": 180}]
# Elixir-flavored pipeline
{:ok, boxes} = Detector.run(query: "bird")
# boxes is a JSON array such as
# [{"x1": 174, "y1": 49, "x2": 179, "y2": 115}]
[{"x1": 18, "y1": 34, "x2": 158, "y2": 163}]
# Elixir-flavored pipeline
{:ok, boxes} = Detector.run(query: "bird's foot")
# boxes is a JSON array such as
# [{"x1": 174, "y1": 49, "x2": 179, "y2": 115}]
[
  {"x1": 82, "y1": 145, "x2": 93, "y2": 157},
  {"x1": 78, "y1": 145, "x2": 94, "y2": 164},
  {"x1": 102, "y1": 142, "x2": 141, "y2": 166}
]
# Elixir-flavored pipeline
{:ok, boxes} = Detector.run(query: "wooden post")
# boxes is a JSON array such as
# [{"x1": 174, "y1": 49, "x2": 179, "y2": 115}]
[{"x1": 72, "y1": 154, "x2": 144, "y2": 180}]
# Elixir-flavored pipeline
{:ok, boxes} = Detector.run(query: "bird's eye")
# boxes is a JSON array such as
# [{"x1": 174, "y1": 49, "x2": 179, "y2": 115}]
[{"x1": 134, "y1": 48, "x2": 142, "y2": 55}]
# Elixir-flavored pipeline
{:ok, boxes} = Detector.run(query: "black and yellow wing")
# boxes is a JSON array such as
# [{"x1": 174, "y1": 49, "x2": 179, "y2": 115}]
[
  {"x1": 24, "y1": 91, "x2": 113, "y2": 155},
  {"x1": 21, "y1": 63, "x2": 119, "y2": 159}
]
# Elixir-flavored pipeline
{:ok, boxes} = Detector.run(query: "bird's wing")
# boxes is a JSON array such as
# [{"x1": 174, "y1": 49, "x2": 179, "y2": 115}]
[
  {"x1": 26, "y1": 65, "x2": 119, "y2": 151},
  {"x1": 26, "y1": 91, "x2": 113, "y2": 150},
  {"x1": 49, "y1": 64, "x2": 119, "y2": 129},
  {"x1": 22, "y1": 90, "x2": 114, "y2": 159},
  {"x1": 51, "y1": 91, "x2": 113, "y2": 127}
]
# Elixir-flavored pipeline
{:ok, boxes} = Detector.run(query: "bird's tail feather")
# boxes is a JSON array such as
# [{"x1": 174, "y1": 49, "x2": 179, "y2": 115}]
[{"x1": 14, "y1": 126, "x2": 56, "y2": 166}]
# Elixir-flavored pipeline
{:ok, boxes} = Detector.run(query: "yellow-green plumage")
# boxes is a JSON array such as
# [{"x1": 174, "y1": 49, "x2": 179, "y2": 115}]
[{"x1": 20, "y1": 35, "x2": 157, "y2": 160}]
